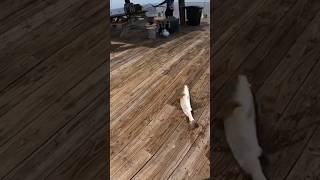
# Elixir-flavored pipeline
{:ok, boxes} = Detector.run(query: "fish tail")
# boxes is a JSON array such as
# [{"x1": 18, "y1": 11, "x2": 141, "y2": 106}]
[
  {"x1": 190, "y1": 120, "x2": 199, "y2": 129},
  {"x1": 188, "y1": 114, "x2": 195, "y2": 122},
  {"x1": 248, "y1": 157, "x2": 267, "y2": 180}
]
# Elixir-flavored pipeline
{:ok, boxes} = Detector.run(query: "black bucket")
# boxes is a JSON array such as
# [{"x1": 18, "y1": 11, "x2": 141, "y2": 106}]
[
  {"x1": 166, "y1": 17, "x2": 180, "y2": 34},
  {"x1": 185, "y1": 6, "x2": 203, "y2": 26}
]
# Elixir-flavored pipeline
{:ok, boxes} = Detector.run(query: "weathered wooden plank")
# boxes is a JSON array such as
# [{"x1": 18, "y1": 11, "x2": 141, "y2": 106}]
[
  {"x1": 212, "y1": 0, "x2": 297, "y2": 94},
  {"x1": 211, "y1": 0, "x2": 317, "y2": 122},
  {"x1": 110, "y1": 31, "x2": 203, "y2": 92},
  {"x1": 168, "y1": 119, "x2": 210, "y2": 180},
  {"x1": 92, "y1": 168, "x2": 108, "y2": 180},
  {"x1": 0, "y1": 0, "x2": 109, "y2": 178},
  {"x1": 109, "y1": 13, "x2": 209, "y2": 179},
  {"x1": 110, "y1": 23, "x2": 209, "y2": 178},
  {"x1": 111, "y1": 32, "x2": 203, "y2": 91},
  {"x1": 212, "y1": 0, "x2": 238, "y2": 29},
  {"x1": 0, "y1": 10, "x2": 107, "y2": 118},
  {"x1": 197, "y1": 159, "x2": 210, "y2": 179},
  {"x1": 110, "y1": 45, "x2": 149, "y2": 70},
  {"x1": 213, "y1": 0, "x2": 320, "y2": 98},
  {"x1": 256, "y1": 14, "x2": 320, "y2": 177},
  {"x1": 213, "y1": 0, "x2": 226, "y2": 11},
  {"x1": 110, "y1": 67, "x2": 210, "y2": 180},
  {"x1": 0, "y1": 0, "x2": 43, "y2": 21},
  {"x1": 212, "y1": 0, "x2": 273, "y2": 56},
  {"x1": 110, "y1": 43, "x2": 209, "y2": 160},
  {"x1": 3, "y1": 84, "x2": 107, "y2": 179},
  {"x1": 213, "y1": 8, "x2": 320, "y2": 179},
  {"x1": 110, "y1": 31, "x2": 199, "y2": 73},
  {"x1": 0, "y1": 0, "x2": 86, "y2": 51},
  {"x1": 260, "y1": 60, "x2": 320, "y2": 179},
  {"x1": 1, "y1": 32, "x2": 105, "y2": 144},
  {"x1": 285, "y1": 127, "x2": 320, "y2": 180},
  {"x1": 0, "y1": 0, "x2": 61, "y2": 35},
  {"x1": 45, "y1": 127, "x2": 107, "y2": 180},
  {"x1": 133, "y1": 67, "x2": 209, "y2": 179},
  {"x1": 211, "y1": 5, "x2": 315, "y2": 169},
  {"x1": 110, "y1": 35, "x2": 208, "y2": 130},
  {"x1": 132, "y1": 106, "x2": 209, "y2": 180},
  {"x1": 0, "y1": 0, "x2": 106, "y2": 91},
  {"x1": 256, "y1": 10, "x2": 320, "y2": 125},
  {"x1": 0, "y1": 38, "x2": 107, "y2": 177},
  {"x1": 111, "y1": 105, "x2": 177, "y2": 179},
  {"x1": 110, "y1": 30, "x2": 200, "y2": 69},
  {"x1": 111, "y1": 37, "x2": 206, "y2": 120},
  {"x1": 213, "y1": 0, "x2": 265, "y2": 44},
  {"x1": 168, "y1": 67, "x2": 210, "y2": 180}
]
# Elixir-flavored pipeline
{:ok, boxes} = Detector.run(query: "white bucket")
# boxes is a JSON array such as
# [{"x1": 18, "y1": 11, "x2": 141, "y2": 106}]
[{"x1": 146, "y1": 26, "x2": 157, "y2": 39}]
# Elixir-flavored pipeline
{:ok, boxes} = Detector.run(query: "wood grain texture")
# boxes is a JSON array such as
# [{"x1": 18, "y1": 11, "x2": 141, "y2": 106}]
[
  {"x1": 110, "y1": 19, "x2": 210, "y2": 179},
  {"x1": 213, "y1": 0, "x2": 320, "y2": 179},
  {"x1": 0, "y1": 0, "x2": 108, "y2": 179}
]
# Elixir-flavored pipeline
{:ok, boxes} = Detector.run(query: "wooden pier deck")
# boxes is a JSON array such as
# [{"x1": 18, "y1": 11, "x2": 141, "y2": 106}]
[
  {"x1": 110, "y1": 20, "x2": 210, "y2": 179},
  {"x1": 2, "y1": 0, "x2": 319, "y2": 179},
  {"x1": 212, "y1": 0, "x2": 320, "y2": 179},
  {"x1": 0, "y1": 0, "x2": 108, "y2": 179}
]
